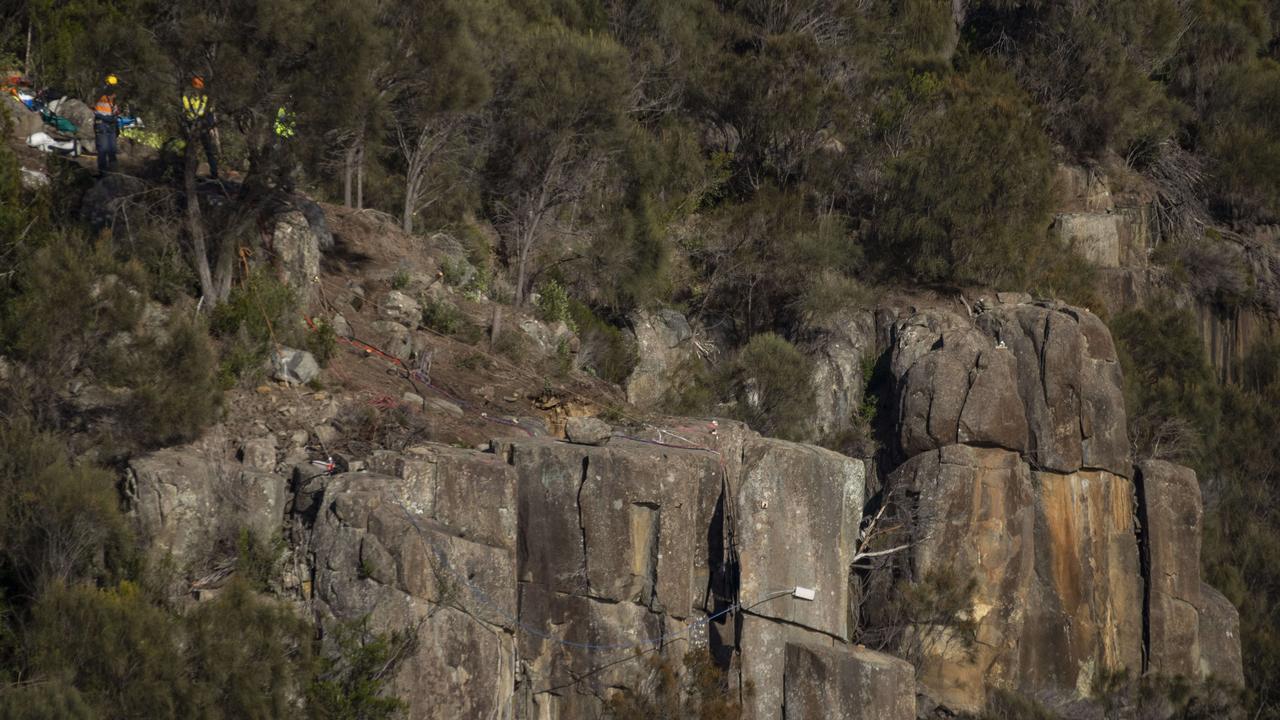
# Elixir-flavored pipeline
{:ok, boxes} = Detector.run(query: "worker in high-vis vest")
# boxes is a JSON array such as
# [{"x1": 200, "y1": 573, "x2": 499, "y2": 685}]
[
  {"x1": 274, "y1": 106, "x2": 296, "y2": 139},
  {"x1": 182, "y1": 76, "x2": 218, "y2": 179},
  {"x1": 93, "y1": 74, "x2": 121, "y2": 174},
  {"x1": 273, "y1": 104, "x2": 298, "y2": 191}
]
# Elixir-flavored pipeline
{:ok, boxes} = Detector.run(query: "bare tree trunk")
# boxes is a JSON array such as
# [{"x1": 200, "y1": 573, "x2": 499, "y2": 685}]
[
  {"x1": 24, "y1": 22, "x2": 32, "y2": 77},
  {"x1": 401, "y1": 184, "x2": 415, "y2": 233},
  {"x1": 356, "y1": 142, "x2": 365, "y2": 210},
  {"x1": 212, "y1": 233, "x2": 237, "y2": 303},
  {"x1": 490, "y1": 305, "x2": 502, "y2": 352},
  {"x1": 397, "y1": 116, "x2": 456, "y2": 235},
  {"x1": 343, "y1": 144, "x2": 355, "y2": 208},
  {"x1": 184, "y1": 140, "x2": 216, "y2": 306}
]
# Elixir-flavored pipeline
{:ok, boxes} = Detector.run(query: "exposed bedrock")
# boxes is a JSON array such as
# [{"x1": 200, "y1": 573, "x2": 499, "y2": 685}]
[{"x1": 884, "y1": 299, "x2": 1242, "y2": 713}]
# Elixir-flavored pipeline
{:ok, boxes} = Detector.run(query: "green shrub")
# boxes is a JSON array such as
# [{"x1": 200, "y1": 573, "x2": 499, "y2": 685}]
[
  {"x1": 871, "y1": 61, "x2": 1055, "y2": 287},
  {"x1": 569, "y1": 301, "x2": 637, "y2": 384},
  {"x1": 306, "y1": 319, "x2": 339, "y2": 366},
  {"x1": 1112, "y1": 302, "x2": 1218, "y2": 459},
  {"x1": 211, "y1": 270, "x2": 300, "y2": 381},
  {"x1": 390, "y1": 269, "x2": 410, "y2": 291},
  {"x1": 974, "y1": 689, "x2": 1060, "y2": 720},
  {"x1": 422, "y1": 298, "x2": 463, "y2": 336},
  {"x1": 858, "y1": 567, "x2": 978, "y2": 671},
  {"x1": 604, "y1": 649, "x2": 742, "y2": 720},
  {"x1": 307, "y1": 616, "x2": 414, "y2": 720},
  {"x1": 728, "y1": 333, "x2": 814, "y2": 441},
  {"x1": 183, "y1": 580, "x2": 312, "y2": 718},
  {"x1": 793, "y1": 270, "x2": 873, "y2": 328},
  {"x1": 211, "y1": 269, "x2": 298, "y2": 342},
  {"x1": 440, "y1": 256, "x2": 471, "y2": 287},
  {"x1": 0, "y1": 422, "x2": 134, "y2": 595},
  {"x1": 235, "y1": 529, "x2": 285, "y2": 592},
  {"x1": 118, "y1": 314, "x2": 222, "y2": 450},
  {"x1": 661, "y1": 356, "x2": 720, "y2": 419},
  {"x1": 1205, "y1": 58, "x2": 1280, "y2": 223},
  {"x1": 27, "y1": 582, "x2": 187, "y2": 717},
  {"x1": 535, "y1": 279, "x2": 575, "y2": 330}
]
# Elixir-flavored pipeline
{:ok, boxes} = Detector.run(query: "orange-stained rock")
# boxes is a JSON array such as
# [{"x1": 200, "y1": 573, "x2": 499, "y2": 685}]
[{"x1": 891, "y1": 446, "x2": 1143, "y2": 712}]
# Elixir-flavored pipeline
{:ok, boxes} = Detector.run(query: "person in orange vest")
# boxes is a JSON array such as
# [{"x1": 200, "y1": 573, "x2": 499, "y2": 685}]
[
  {"x1": 93, "y1": 73, "x2": 122, "y2": 174},
  {"x1": 182, "y1": 75, "x2": 218, "y2": 179}
]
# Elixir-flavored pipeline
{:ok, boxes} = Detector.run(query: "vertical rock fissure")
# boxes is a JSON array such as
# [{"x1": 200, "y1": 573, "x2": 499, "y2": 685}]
[
  {"x1": 577, "y1": 456, "x2": 591, "y2": 594},
  {"x1": 648, "y1": 504, "x2": 660, "y2": 610},
  {"x1": 705, "y1": 474, "x2": 741, "y2": 675},
  {"x1": 1134, "y1": 464, "x2": 1153, "y2": 673}
]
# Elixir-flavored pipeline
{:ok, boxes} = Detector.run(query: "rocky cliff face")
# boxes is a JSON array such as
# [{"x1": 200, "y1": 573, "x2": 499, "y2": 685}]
[
  {"x1": 882, "y1": 298, "x2": 1240, "y2": 713},
  {"x1": 125, "y1": 294, "x2": 1242, "y2": 718}
]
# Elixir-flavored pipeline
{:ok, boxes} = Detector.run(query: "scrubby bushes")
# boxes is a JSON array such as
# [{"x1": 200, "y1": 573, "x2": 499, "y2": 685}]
[
  {"x1": 870, "y1": 62, "x2": 1054, "y2": 286},
  {"x1": 727, "y1": 333, "x2": 815, "y2": 441},
  {"x1": 0, "y1": 419, "x2": 412, "y2": 718},
  {"x1": 1113, "y1": 301, "x2": 1280, "y2": 714}
]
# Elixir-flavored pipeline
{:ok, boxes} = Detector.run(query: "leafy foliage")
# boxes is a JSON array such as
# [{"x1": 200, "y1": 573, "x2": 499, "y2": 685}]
[
  {"x1": 870, "y1": 61, "x2": 1054, "y2": 285},
  {"x1": 728, "y1": 333, "x2": 815, "y2": 441},
  {"x1": 307, "y1": 616, "x2": 413, "y2": 720}
]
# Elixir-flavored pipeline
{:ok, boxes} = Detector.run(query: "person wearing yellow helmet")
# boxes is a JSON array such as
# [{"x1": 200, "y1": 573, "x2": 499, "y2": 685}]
[
  {"x1": 93, "y1": 74, "x2": 122, "y2": 174},
  {"x1": 182, "y1": 75, "x2": 218, "y2": 179}
]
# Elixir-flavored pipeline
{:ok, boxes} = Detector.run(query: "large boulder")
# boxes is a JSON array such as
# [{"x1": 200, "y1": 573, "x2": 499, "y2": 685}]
[
  {"x1": 1195, "y1": 582, "x2": 1244, "y2": 687},
  {"x1": 380, "y1": 290, "x2": 422, "y2": 326},
  {"x1": 783, "y1": 642, "x2": 915, "y2": 720},
  {"x1": 365, "y1": 446, "x2": 517, "y2": 549},
  {"x1": 625, "y1": 308, "x2": 697, "y2": 409},
  {"x1": 975, "y1": 301, "x2": 1130, "y2": 475},
  {"x1": 803, "y1": 311, "x2": 877, "y2": 442},
  {"x1": 4, "y1": 95, "x2": 43, "y2": 139},
  {"x1": 126, "y1": 432, "x2": 287, "y2": 574},
  {"x1": 53, "y1": 98, "x2": 95, "y2": 142},
  {"x1": 307, "y1": 469, "x2": 516, "y2": 720},
  {"x1": 890, "y1": 299, "x2": 1131, "y2": 474},
  {"x1": 734, "y1": 436, "x2": 865, "y2": 640},
  {"x1": 1138, "y1": 459, "x2": 1203, "y2": 679},
  {"x1": 516, "y1": 582, "x2": 684, "y2": 719},
  {"x1": 270, "y1": 347, "x2": 319, "y2": 385},
  {"x1": 269, "y1": 210, "x2": 321, "y2": 302},
  {"x1": 736, "y1": 615, "x2": 839, "y2": 720},
  {"x1": 890, "y1": 446, "x2": 1035, "y2": 710},
  {"x1": 564, "y1": 416, "x2": 612, "y2": 445},
  {"x1": 890, "y1": 445, "x2": 1142, "y2": 711},
  {"x1": 1022, "y1": 467, "x2": 1143, "y2": 695},
  {"x1": 368, "y1": 320, "x2": 415, "y2": 362},
  {"x1": 506, "y1": 437, "x2": 720, "y2": 616},
  {"x1": 891, "y1": 310, "x2": 1029, "y2": 458}
]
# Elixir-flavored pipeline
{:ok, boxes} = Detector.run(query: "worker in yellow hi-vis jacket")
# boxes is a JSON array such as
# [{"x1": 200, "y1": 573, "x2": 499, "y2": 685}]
[{"x1": 182, "y1": 76, "x2": 218, "y2": 179}]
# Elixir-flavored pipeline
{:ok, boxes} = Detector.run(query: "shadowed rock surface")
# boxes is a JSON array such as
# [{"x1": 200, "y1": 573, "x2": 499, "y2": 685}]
[{"x1": 121, "y1": 295, "x2": 1241, "y2": 719}]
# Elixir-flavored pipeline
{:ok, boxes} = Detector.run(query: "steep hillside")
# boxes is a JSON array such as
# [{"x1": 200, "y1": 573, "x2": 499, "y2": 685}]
[{"x1": 7, "y1": 1, "x2": 1280, "y2": 719}]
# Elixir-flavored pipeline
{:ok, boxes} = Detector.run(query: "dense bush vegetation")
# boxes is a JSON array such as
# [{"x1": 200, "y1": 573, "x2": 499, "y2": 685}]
[
  {"x1": 7, "y1": 0, "x2": 1280, "y2": 716},
  {"x1": 1114, "y1": 303, "x2": 1280, "y2": 715},
  {"x1": 5, "y1": 0, "x2": 1278, "y2": 334},
  {"x1": 0, "y1": 124, "x2": 407, "y2": 716}
]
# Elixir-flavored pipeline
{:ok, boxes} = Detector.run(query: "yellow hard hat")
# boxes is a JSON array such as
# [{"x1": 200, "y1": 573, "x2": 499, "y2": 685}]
[{"x1": 106, "y1": 74, "x2": 119, "y2": 86}]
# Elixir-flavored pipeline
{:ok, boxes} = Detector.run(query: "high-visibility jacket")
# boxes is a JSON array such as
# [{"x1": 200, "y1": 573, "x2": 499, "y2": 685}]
[
  {"x1": 274, "y1": 107, "x2": 296, "y2": 138},
  {"x1": 182, "y1": 92, "x2": 209, "y2": 122},
  {"x1": 94, "y1": 93, "x2": 118, "y2": 118}
]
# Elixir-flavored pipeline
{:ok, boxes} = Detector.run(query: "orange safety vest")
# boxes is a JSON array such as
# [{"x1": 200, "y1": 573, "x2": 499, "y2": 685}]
[{"x1": 94, "y1": 93, "x2": 118, "y2": 116}]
